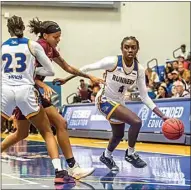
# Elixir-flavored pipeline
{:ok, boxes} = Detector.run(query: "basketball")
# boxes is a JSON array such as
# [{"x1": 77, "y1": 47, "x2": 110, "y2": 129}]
[{"x1": 162, "y1": 118, "x2": 184, "y2": 140}]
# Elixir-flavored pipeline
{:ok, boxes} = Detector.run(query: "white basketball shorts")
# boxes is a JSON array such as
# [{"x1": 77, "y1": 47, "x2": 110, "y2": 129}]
[{"x1": 1, "y1": 85, "x2": 40, "y2": 120}]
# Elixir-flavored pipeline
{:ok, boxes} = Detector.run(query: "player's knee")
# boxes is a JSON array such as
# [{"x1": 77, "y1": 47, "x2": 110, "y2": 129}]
[
  {"x1": 113, "y1": 132, "x2": 124, "y2": 140},
  {"x1": 22, "y1": 132, "x2": 29, "y2": 139},
  {"x1": 133, "y1": 118, "x2": 142, "y2": 128},
  {"x1": 38, "y1": 128, "x2": 52, "y2": 137},
  {"x1": 116, "y1": 134, "x2": 124, "y2": 140},
  {"x1": 55, "y1": 118, "x2": 68, "y2": 131},
  {"x1": 15, "y1": 130, "x2": 29, "y2": 140},
  {"x1": 62, "y1": 119, "x2": 68, "y2": 130}
]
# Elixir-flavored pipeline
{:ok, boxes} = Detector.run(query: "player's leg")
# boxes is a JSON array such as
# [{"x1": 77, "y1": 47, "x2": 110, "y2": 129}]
[
  {"x1": 1, "y1": 86, "x2": 16, "y2": 133},
  {"x1": 100, "y1": 123, "x2": 125, "y2": 171},
  {"x1": 45, "y1": 105, "x2": 95, "y2": 179},
  {"x1": 108, "y1": 123, "x2": 125, "y2": 152},
  {"x1": 25, "y1": 107, "x2": 74, "y2": 184},
  {"x1": 1, "y1": 118, "x2": 29, "y2": 152},
  {"x1": 27, "y1": 108, "x2": 59, "y2": 160},
  {"x1": 109, "y1": 105, "x2": 147, "y2": 168},
  {"x1": 45, "y1": 105, "x2": 73, "y2": 159},
  {"x1": 1, "y1": 98, "x2": 73, "y2": 183},
  {"x1": 16, "y1": 85, "x2": 60, "y2": 160},
  {"x1": 17, "y1": 85, "x2": 74, "y2": 184},
  {"x1": 39, "y1": 95, "x2": 75, "y2": 159}
]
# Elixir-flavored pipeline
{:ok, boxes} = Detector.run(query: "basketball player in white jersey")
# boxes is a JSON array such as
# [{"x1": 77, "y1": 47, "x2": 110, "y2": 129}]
[
  {"x1": 53, "y1": 36, "x2": 169, "y2": 170},
  {"x1": 1, "y1": 15, "x2": 74, "y2": 184}
]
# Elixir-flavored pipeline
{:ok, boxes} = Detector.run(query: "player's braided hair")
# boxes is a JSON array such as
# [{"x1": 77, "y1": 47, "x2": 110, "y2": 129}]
[
  {"x1": 121, "y1": 36, "x2": 140, "y2": 62},
  {"x1": 7, "y1": 15, "x2": 25, "y2": 38},
  {"x1": 28, "y1": 17, "x2": 60, "y2": 38}
]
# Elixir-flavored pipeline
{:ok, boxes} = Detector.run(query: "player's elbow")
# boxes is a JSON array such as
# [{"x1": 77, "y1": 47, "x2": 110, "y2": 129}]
[
  {"x1": 45, "y1": 70, "x2": 55, "y2": 76},
  {"x1": 48, "y1": 70, "x2": 55, "y2": 76},
  {"x1": 80, "y1": 68, "x2": 88, "y2": 73}
]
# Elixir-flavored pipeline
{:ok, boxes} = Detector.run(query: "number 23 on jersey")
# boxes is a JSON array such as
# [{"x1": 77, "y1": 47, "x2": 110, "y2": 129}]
[{"x1": 2, "y1": 53, "x2": 27, "y2": 73}]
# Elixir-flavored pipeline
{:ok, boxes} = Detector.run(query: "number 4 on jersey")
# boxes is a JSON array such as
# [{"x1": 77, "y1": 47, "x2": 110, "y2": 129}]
[{"x1": 118, "y1": 85, "x2": 124, "y2": 93}]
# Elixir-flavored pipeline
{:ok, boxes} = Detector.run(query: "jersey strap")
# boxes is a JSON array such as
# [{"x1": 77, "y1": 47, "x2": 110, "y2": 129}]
[
  {"x1": 133, "y1": 59, "x2": 138, "y2": 71},
  {"x1": 117, "y1": 55, "x2": 123, "y2": 67}
]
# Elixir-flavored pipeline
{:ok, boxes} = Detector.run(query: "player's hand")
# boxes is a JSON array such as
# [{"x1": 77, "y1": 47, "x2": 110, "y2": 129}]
[
  {"x1": 89, "y1": 76, "x2": 105, "y2": 85},
  {"x1": 162, "y1": 116, "x2": 170, "y2": 121},
  {"x1": 43, "y1": 84, "x2": 56, "y2": 101},
  {"x1": 53, "y1": 78, "x2": 67, "y2": 86}
]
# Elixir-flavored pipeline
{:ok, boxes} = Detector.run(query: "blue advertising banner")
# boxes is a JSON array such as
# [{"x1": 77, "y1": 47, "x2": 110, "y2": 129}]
[{"x1": 62, "y1": 98, "x2": 191, "y2": 134}]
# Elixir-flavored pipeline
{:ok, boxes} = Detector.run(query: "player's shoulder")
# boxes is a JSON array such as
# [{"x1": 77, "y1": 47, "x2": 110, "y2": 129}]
[
  {"x1": 29, "y1": 40, "x2": 39, "y2": 46},
  {"x1": 29, "y1": 40, "x2": 44, "y2": 50},
  {"x1": 27, "y1": 40, "x2": 44, "y2": 57},
  {"x1": 2, "y1": 37, "x2": 29, "y2": 46},
  {"x1": 2, "y1": 38, "x2": 11, "y2": 46}
]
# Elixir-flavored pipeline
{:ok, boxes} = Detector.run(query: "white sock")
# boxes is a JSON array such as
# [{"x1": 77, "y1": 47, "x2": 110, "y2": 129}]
[
  {"x1": 52, "y1": 158, "x2": 62, "y2": 171},
  {"x1": 104, "y1": 149, "x2": 112, "y2": 159},
  {"x1": 128, "y1": 147, "x2": 135, "y2": 155}
]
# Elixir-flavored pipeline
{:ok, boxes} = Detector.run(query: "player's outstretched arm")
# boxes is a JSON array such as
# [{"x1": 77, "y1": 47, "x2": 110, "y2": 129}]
[
  {"x1": 52, "y1": 75, "x2": 76, "y2": 86},
  {"x1": 53, "y1": 56, "x2": 116, "y2": 85},
  {"x1": 53, "y1": 56, "x2": 104, "y2": 85}
]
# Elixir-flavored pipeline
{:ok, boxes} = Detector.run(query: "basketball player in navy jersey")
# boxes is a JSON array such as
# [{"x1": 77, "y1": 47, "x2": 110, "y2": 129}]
[{"x1": 53, "y1": 36, "x2": 169, "y2": 170}]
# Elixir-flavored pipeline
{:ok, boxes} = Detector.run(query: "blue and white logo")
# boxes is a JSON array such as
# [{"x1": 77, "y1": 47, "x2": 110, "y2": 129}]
[
  {"x1": 11, "y1": 40, "x2": 18, "y2": 45},
  {"x1": 102, "y1": 105, "x2": 110, "y2": 113},
  {"x1": 138, "y1": 105, "x2": 150, "y2": 125}
]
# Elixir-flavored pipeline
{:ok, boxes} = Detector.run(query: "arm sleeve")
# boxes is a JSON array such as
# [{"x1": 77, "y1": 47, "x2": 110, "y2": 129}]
[
  {"x1": 137, "y1": 64, "x2": 156, "y2": 110},
  {"x1": 79, "y1": 56, "x2": 118, "y2": 73},
  {"x1": 30, "y1": 41, "x2": 55, "y2": 76}
]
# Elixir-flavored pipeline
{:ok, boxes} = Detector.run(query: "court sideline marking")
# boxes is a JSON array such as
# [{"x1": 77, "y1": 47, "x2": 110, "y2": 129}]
[
  {"x1": 2, "y1": 173, "x2": 39, "y2": 185},
  {"x1": 10, "y1": 176, "x2": 190, "y2": 187}
]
